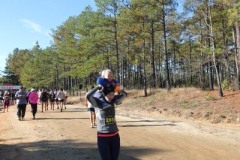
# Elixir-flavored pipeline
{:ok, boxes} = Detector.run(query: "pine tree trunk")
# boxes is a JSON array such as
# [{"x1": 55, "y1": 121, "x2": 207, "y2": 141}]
[
  {"x1": 208, "y1": 2, "x2": 223, "y2": 97},
  {"x1": 234, "y1": 21, "x2": 240, "y2": 90},
  {"x1": 150, "y1": 20, "x2": 156, "y2": 88},
  {"x1": 162, "y1": 2, "x2": 171, "y2": 91}
]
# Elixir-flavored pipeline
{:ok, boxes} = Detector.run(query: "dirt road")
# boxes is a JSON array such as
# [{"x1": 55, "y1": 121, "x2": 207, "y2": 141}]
[{"x1": 0, "y1": 104, "x2": 240, "y2": 160}]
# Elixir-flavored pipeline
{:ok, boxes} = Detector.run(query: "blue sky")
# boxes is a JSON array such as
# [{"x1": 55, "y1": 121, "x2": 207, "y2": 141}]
[
  {"x1": 0, "y1": 0, "x2": 95, "y2": 72},
  {"x1": 0, "y1": 0, "x2": 184, "y2": 74}
]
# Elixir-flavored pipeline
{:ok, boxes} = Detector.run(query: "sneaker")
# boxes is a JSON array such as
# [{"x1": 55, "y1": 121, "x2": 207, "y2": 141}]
[
  {"x1": 18, "y1": 117, "x2": 21, "y2": 121},
  {"x1": 33, "y1": 116, "x2": 35, "y2": 119},
  {"x1": 90, "y1": 124, "x2": 94, "y2": 128}
]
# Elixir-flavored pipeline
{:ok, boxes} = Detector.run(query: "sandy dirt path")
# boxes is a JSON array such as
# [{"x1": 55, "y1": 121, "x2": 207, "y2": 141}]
[{"x1": 0, "y1": 104, "x2": 240, "y2": 160}]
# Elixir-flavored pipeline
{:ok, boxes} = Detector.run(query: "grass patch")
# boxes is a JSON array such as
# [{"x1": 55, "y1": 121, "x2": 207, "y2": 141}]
[{"x1": 204, "y1": 95, "x2": 216, "y2": 101}]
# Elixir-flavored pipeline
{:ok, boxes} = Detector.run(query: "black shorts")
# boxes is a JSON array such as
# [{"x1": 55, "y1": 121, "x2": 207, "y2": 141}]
[
  {"x1": 88, "y1": 108, "x2": 95, "y2": 112},
  {"x1": 41, "y1": 98, "x2": 48, "y2": 102}
]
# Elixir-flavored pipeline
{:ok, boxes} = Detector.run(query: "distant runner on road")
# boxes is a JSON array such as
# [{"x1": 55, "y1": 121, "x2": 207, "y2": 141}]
[{"x1": 15, "y1": 86, "x2": 28, "y2": 120}]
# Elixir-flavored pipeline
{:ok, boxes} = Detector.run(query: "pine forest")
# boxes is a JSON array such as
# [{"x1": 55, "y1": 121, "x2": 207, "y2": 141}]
[{"x1": 2, "y1": 0, "x2": 240, "y2": 97}]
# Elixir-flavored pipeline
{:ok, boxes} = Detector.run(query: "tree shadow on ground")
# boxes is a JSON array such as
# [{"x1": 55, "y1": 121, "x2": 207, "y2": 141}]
[{"x1": 0, "y1": 139, "x2": 166, "y2": 160}]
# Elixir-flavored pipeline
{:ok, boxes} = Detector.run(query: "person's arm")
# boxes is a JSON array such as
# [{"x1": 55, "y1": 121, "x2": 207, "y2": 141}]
[
  {"x1": 56, "y1": 92, "x2": 59, "y2": 99},
  {"x1": 113, "y1": 91, "x2": 127, "y2": 105},
  {"x1": 86, "y1": 86, "x2": 101, "y2": 108},
  {"x1": 15, "y1": 91, "x2": 20, "y2": 99},
  {"x1": 40, "y1": 92, "x2": 43, "y2": 99}
]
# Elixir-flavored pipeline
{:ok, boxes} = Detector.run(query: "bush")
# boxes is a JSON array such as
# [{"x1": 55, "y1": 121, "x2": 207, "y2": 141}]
[{"x1": 221, "y1": 79, "x2": 232, "y2": 90}]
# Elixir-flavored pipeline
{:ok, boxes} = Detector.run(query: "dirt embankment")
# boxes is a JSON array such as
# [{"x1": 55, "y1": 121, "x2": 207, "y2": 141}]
[{"x1": 112, "y1": 88, "x2": 240, "y2": 126}]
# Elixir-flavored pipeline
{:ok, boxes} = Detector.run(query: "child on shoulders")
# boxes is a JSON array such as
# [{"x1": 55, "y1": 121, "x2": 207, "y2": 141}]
[{"x1": 94, "y1": 69, "x2": 123, "y2": 109}]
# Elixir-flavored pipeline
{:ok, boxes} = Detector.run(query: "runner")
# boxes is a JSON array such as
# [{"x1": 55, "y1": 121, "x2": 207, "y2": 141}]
[
  {"x1": 56, "y1": 88, "x2": 65, "y2": 112},
  {"x1": 0, "y1": 90, "x2": 3, "y2": 104},
  {"x1": 15, "y1": 87, "x2": 28, "y2": 120},
  {"x1": 49, "y1": 89, "x2": 56, "y2": 110},
  {"x1": 10, "y1": 90, "x2": 16, "y2": 105},
  {"x1": 86, "y1": 86, "x2": 96, "y2": 128},
  {"x1": 86, "y1": 85, "x2": 127, "y2": 160},
  {"x1": 28, "y1": 88, "x2": 39, "y2": 119},
  {"x1": 63, "y1": 90, "x2": 68, "y2": 109},
  {"x1": 37, "y1": 89, "x2": 42, "y2": 105},
  {"x1": 55, "y1": 89, "x2": 59, "y2": 109},
  {"x1": 40, "y1": 89, "x2": 49, "y2": 112},
  {"x1": 3, "y1": 91, "x2": 10, "y2": 112}
]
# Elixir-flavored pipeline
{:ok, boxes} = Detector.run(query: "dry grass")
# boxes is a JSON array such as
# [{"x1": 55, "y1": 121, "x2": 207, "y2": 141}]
[
  {"x1": 67, "y1": 87, "x2": 240, "y2": 125},
  {"x1": 67, "y1": 91, "x2": 87, "y2": 105}
]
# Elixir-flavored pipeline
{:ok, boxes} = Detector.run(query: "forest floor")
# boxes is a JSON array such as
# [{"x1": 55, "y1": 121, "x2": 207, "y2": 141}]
[{"x1": 0, "y1": 87, "x2": 240, "y2": 160}]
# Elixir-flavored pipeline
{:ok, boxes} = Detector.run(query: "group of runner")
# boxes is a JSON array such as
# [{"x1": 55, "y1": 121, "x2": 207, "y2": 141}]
[
  {"x1": 36, "y1": 88, "x2": 68, "y2": 112},
  {"x1": 1, "y1": 87, "x2": 68, "y2": 120}
]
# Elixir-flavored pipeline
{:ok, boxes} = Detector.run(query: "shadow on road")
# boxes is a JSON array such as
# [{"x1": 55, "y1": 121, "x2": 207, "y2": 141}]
[
  {"x1": 0, "y1": 139, "x2": 165, "y2": 160},
  {"x1": 37, "y1": 117, "x2": 89, "y2": 120}
]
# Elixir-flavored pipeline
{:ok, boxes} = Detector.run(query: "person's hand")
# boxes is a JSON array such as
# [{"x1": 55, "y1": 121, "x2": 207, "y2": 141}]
[
  {"x1": 97, "y1": 86, "x2": 103, "y2": 91},
  {"x1": 115, "y1": 85, "x2": 121, "y2": 92},
  {"x1": 120, "y1": 90, "x2": 128, "y2": 96}
]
